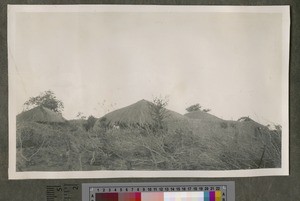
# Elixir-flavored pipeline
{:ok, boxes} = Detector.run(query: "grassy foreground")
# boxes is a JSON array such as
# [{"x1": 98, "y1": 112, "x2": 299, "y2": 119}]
[{"x1": 16, "y1": 117, "x2": 281, "y2": 171}]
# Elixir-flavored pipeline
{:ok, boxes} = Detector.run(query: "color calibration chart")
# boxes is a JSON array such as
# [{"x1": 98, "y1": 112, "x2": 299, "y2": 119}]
[{"x1": 82, "y1": 182, "x2": 235, "y2": 201}]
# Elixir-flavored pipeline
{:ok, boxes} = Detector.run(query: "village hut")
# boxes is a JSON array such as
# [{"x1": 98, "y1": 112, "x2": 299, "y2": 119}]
[
  {"x1": 17, "y1": 106, "x2": 66, "y2": 123},
  {"x1": 184, "y1": 110, "x2": 224, "y2": 122},
  {"x1": 94, "y1": 99, "x2": 186, "y2": 129}
]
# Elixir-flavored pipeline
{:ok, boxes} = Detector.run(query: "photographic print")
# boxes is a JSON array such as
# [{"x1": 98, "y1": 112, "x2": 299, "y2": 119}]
[{"x1": 8, "y1": 5, "x2": 290, "y2": 179}]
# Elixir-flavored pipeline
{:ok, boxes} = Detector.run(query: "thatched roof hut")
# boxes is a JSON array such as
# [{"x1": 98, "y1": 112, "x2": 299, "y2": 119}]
[
  {"x1": 184, "y1": 110, "x2": 224, "y2": 122},
  {"x1": 94, "y1": 99, "x2": 186, "y2": 128},
  {"x1": 17, "y1": 106, "x2": 66, "y2": 123}
]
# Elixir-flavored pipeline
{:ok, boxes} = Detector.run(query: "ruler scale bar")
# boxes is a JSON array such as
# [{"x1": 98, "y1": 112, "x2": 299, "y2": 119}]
[{"x1": 82, "y1": 182, "x2": 234, "y2": 201}]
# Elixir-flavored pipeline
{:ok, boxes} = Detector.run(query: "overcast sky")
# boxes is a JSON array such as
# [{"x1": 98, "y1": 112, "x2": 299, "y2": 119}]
[{"x1": 9, "y1": 7, "x2": 288, "y2": 125}]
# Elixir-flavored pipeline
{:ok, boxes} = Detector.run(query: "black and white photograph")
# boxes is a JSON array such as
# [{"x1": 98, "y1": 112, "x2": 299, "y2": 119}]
[{"x1": 8, "y1": 5, "x2": 289, "y2": 179}]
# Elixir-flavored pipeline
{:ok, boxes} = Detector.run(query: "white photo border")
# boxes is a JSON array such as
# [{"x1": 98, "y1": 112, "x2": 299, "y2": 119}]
[{"x1": 8, "y1": 5, "x2": 290, "y2": 180}]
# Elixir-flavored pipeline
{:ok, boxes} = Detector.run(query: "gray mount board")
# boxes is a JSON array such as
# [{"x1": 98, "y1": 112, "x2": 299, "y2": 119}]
[{"x1": 0, "y1": 0, "x2": 299, "y2": 201}]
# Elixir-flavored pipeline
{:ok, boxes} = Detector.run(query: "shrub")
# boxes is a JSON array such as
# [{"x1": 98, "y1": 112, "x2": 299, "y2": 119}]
[
  {"x1": 149, "y1": 97, "x2": 169, "y2": 132},
  {"x1": 186, "y1": 104, "x2": 201, "y2": 112},
  {"x1": 229, "y1": 122, "x2": 236, "y2": 128},
  {"x1": 83, "y1": 115, "x2": 97, "y2": 131},
  {"x1": 220, "y1": 122, "x2": 228, "y2": 129}
]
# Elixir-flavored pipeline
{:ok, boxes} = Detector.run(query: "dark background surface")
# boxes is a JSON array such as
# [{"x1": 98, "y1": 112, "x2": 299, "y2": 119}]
[{"x1": 0, "y1": 1, "x2": 299, "y2": 200}]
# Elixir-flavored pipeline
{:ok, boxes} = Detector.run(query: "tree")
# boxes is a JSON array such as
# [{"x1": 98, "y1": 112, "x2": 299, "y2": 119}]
[
  {"x1": 149, "y1": 96, "x2": 169, "y2": 131},
  {"x1": 186, "y1": 104, "x2": 212, "y2": 113},
  {"x1": 23, "y1": 90, "x2": 64, "y2": 113},
  {"x1": 203, "y1": 108, "x2": 211, "y2": 113},
  {"x1": 76, "y1": 112, "x2": 86, "y2": 120},
  {"x1": 186, "y1": 104, "x2": 201, "y2": 112},
  {"x1": 83, "y1": 115, "x2": 97, "y2": 131}
]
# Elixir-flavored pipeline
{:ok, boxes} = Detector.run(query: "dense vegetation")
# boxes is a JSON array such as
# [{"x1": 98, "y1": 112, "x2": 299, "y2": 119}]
[
  {"x1": 16, "y1": 91, "x2": 281, "y2": 171},
  {"x1": 16, "y1": 117, "x2": 281, "y2": 171}
]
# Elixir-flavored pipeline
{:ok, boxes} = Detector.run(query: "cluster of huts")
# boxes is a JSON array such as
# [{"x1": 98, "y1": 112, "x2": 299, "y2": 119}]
[
  {"x1": 17, "y1": 100, "x2": 190, "y2": 129},
  {"x1": 17, "y1": 99, "x2": 269, "y2": 132}
]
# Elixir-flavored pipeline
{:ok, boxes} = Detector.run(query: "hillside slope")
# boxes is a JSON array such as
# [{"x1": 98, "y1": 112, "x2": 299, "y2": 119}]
[{"x1": 94, "y1": 99, "x2": 187, "y2": 128}]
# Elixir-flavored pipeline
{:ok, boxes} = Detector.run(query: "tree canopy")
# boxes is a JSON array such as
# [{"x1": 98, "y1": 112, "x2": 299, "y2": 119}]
[
  {"x1": 23, "y1": 90, "x2": 64, "y2": 113},
  {"x1": 186, "y1": 104, "x2": 201, "y2": 112},
  {"x1": 186, "y1": 103, "x2": 211, "y2": 113},
  {"x1": 84, "y1": 115, "x2": 97, "y2": 131},
  {"x1": 150, "y1": 96, "x2": 169, "y2": 130}
]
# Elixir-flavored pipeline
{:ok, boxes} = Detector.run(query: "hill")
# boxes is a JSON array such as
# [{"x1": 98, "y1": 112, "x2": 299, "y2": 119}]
[{"x1": 94, "y1": 99, "x2": 187, "y2": 128}]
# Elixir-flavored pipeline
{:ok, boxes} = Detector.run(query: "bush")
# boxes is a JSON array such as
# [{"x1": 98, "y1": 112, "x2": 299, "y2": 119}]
[
  {"x1": 83, "y1": 115, "x2": 97, "y2": 131},
  {"x1": 16, "y1": 114, "x2": 281, "y2": 171},
  {"x1": 230, "y1": 122, "x2": 236, "y2": 128},
  {"x1": 220, "y1": 122, "x2": 228, "y2": 129},
  {"x1": 186, "y1": 104, "x2": 201, "y2": 112}
]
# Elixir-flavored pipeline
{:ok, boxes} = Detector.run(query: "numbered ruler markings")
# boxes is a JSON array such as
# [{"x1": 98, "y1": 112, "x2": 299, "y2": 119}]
[{"x1": 90, "y1": 185, "x2": 225, "y2": 193}]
